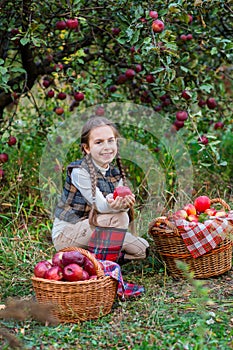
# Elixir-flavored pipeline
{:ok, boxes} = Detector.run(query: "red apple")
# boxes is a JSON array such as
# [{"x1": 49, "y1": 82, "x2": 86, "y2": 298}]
[
  {"x1": 176, "y1": 111, "x2": 188, "y2": 121},
  {"x1": 206, "y1": 97, "x2": 217, "y2": 109},
  {"x1": 63, "y1": 263, "x2": 83, "y2": 281},
  {"x1": 116, "y1": 74, "x2": 127, "y2": 84},
  {"x1": 0, "y1": 153, "x2": 8, "y2": 163},
  {"x1": 188, "y1": 14, "x2": 193, "y2": 24},
  {"x1": 113, "y1": 186, "x2": 132, "y2": 199},
  {"x1": 56, "y1": 21, "x2": 67, "y2": 30},
  {"x1": 82, "y1": 270, "x2": 90, "y2": 281},
  {"x1": 83, "y1": 258, "x2": 96, "y2": 276},
  {"x1": 204, "y1": 208, "x2": 217, "y2": 216},
  {"x1": 214, "y1": 121, "x2": 224, "y2": 130},
  {"x1": 194, "y1": 196, "x2": 211, "y2": 213},
  {"x1": 174, "y1": 120, "x2": 184, "y2": 129},
  {"x1": 73, "y1": 91, "x2": 84, "y2": 101},
  {"x1": 42, "y1": 79, "x2": 50, "y2": 88},
  {"x1": 152, "y1": 19, "x2": 165, "y2": 33},
  {"x1": 188, "y1": 214, "x2": 199, "y2": 222},
  {"x1": 186, "y1": 34, "x2": 193, "y2": 40},
  {"x1": 173, "y1": 209, "x2": 188, "y2": 219},
  {"x1": 66, "y1": 18, "x2": 78, "y2": 29},
  {"x1": 52, "y1": 251, "x2": 64, "y2": 268},
  {"x1": 149, "y1": 10, "x2": 158, "y2": 19},
  {"x1": 146, "y1": 74, "x2": 154, "y2": 83},
  {"x1": 90, "y1": 275, "x2": 97, "y2": 279},
  {"x1": 109, "y1": 85, "x2": 117, "y2": 93},
  {"x1": 47, "y1": 89, "x2": 55, "y2": 98},
  {"x1": 198, "y1": 135, "x2": 209, "y2": 145},
  {"x1": 111, "y1": 27, "x2": 121, "y2": 36},
  {"x1": 34, "y1": 260, "x2": 52, "y2": 278},
  {"x1": 183, "y1": 203, "x2": 197, "y2": 216},
  {"x1": 44, "y1": 266, "x2": 63, "y2": 281},
  {"x1": 180, "y1": 34, "x2": 187, "y2": 41},
  {"x1": 198, "y1": 99, "x2": 206, "y2": 107},
  {"x1": 62, "y1": 251, "x2": 85, "y2": 267},
  {"x1": 181, "y1": 90, "x2": 191, "y2": 100},
  {"x1": 8, "y1": 136, "x2": 17, "y2": 146},
  {"x1": 125, "y1": 69, "x2": 136, "y2": 79},
  {"x1": 135, "y1": 64, "x2": 142, "y2": 73},
  {"x1": 57, "y1": 92, "x2": 67, "y2": 100},
  {"x1": 54, "y1": 107, "x2": 64, "y2": 115}
]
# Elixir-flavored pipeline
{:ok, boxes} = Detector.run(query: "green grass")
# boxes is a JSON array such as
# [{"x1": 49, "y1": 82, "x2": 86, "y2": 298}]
[{"x1": 1, "y1": 195, "x2": 233, "y2": 349}]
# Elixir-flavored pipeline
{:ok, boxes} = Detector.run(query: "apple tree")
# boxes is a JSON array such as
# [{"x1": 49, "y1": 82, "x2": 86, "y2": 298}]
[{"x1": 0, "y1": 0, "x2": 232, "y2": 199}]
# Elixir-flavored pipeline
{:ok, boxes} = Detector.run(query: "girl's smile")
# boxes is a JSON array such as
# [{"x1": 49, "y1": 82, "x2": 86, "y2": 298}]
[{"x1": 83, "y1": 125, "x2": 118, "y2": 168}]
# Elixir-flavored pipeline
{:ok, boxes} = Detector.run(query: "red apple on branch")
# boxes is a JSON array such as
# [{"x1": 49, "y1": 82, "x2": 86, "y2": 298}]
[
  {"x1": 0, "y1": 153, "x2": 9, "y2": 163},
  {"x1": 66, "y1": 18, "x2": 78, "y2": 29},
  {"x1": 152, "y1": 20, "x2": 165, "y2": 33},
  {"x1": 56, "y1": 21, "x2": 67, "y2": 30},
  {"x1": 176, "y1": 111, "x2": 188, "y2": 121},
  {"x1": 8, "y1": 136, "x2": 17, "y2": 146},
  {"x1": 149, "y1": 11, "x2": 158, "y2": 19}
]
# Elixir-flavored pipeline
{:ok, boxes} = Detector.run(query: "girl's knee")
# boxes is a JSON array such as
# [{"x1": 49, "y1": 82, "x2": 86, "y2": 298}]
[{"x1": 110, "y1": 212, "x2": 129, "y2": 229}]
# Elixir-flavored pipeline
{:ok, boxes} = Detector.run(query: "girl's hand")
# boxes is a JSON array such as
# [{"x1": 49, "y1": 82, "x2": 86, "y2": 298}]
[{"x1": 106, "y1": 193, "x2": 135, "y2": 210}]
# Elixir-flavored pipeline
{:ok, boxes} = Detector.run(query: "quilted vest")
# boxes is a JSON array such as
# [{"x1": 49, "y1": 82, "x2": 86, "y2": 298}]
[{"x1": 54, "y1": 157, "x2": 121, "y2": 223}]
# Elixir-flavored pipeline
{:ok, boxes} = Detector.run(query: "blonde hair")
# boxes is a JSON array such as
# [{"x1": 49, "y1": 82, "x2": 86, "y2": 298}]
[{"x1": 80, "y1": 117, "x2": 135, "y2": 228}]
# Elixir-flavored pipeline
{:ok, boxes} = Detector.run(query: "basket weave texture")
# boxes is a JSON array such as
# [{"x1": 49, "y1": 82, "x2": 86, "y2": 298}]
[
  {"x1": 31, "y1": 247, "x2": 118, "y2": 323},
  {"x1": 148, "y1": 198, "x2": 233, "y2": 279}
]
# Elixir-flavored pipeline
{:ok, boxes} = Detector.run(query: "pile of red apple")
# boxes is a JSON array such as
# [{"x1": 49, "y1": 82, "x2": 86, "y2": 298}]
[
  {"x1": 33, "y1": 250, "x2": 104, "y2": 282},
  {"x1": 172, "y1": 195, "x2": 228, "y2": 223}
]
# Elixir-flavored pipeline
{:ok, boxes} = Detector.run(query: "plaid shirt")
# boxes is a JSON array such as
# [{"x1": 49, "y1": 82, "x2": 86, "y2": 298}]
[{"x1": 54, "y1": 157, "x2": 121, "y2": 223}]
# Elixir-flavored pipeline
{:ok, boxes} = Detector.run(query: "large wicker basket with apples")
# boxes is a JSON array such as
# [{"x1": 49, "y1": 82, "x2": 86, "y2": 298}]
[
  {"x1": 31, "y1": 247, "x2": 118, "y2": 323},
  {"x1": 149, "y1": 197, "x2": 233, "y2": 279}
]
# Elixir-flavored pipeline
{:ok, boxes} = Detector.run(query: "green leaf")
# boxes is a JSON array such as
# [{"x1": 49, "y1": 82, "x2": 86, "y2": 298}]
[
  {"x1": 20, "y1": 37, "x2": 31, "y2": 46},
  {"x1": 199, "y1": 84, "x2": 213, "y2": 93},
  {"x1": 11, "y1": 67, "x2": 27, "y2": 73},
  {"x1": 210, "y1": 47, "x2": 218, "y2": 55}
]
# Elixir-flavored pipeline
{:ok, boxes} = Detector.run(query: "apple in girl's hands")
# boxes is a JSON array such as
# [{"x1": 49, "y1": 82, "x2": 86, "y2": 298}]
[{"x1": 113, "y1": 186, "x2": 132, "y2": 199}]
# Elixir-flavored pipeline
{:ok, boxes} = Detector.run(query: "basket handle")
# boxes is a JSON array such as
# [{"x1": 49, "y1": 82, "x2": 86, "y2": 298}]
[
  {"x1": 59, "y1": 247, "x2": 105, "y2": 278},
  {"x1": 148, "y1": 216, "x2": 180, "y2": 236},
  {"x1": 210, "y1": 198, "x2": 231, "y2": 211}
]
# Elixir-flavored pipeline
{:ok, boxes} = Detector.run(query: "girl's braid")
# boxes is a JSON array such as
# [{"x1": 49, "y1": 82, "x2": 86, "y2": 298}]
[
  {"x1": 85, "y1": 154, "x2": 98, "y2": 226},
  {"x1": 116, "y1": 151, "x2": 127, "y2": 186}
]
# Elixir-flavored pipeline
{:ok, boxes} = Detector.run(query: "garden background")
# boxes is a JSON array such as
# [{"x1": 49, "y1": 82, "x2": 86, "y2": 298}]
[{"x1": 1, "y1": 0, "x2": 233, "y2": 349}]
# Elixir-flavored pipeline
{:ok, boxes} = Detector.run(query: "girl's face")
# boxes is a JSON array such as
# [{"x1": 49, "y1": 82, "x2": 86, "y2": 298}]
[{"x1": 83, "y1": 125, "x2": 118, "y2": 168}]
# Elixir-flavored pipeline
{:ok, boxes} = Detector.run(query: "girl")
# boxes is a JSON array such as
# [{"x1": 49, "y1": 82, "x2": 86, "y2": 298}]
[{"x1": 52, "y1": 116, "x2": 149, "y2": 263}]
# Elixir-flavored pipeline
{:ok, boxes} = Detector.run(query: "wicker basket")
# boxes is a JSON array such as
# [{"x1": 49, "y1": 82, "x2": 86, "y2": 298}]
[
  {"x1": 148, "y1": 198, "x2": 233, "y2": 279},
  {"x1": 31, "y1": 247, "x2": 118, "y2": 323}
]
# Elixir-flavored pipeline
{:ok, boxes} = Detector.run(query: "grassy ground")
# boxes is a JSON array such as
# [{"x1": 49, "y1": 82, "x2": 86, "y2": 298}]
[
  {"x1": 1, "y1": 225, "x2": 233, "y2": 350},
  {"x1": 1, "y1": 191, "x2": 233, "y2": 349}
]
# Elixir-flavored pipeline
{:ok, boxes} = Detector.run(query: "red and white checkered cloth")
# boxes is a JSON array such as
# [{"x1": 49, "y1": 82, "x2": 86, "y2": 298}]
[{"x1": 173, "y1": 210, "x2": 233, "y2": 258}]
